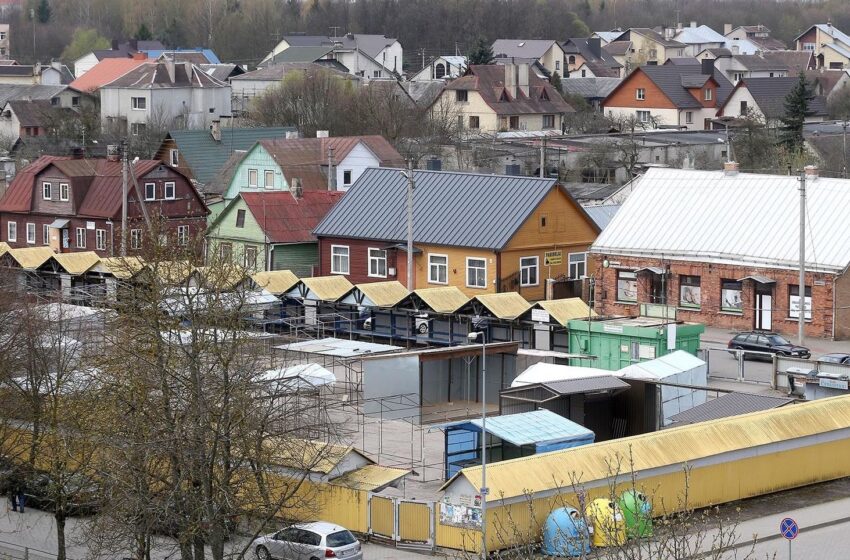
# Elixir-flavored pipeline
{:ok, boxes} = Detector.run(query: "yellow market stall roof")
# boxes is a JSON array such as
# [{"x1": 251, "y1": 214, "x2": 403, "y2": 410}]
[
  {"x1": 192, "y1": 265, "x2": 248, "y2": 291},
  {"x1": 412, "y1": 286, "x2": 470, "y2": 314},
  {"x1": 0, "y1": 242, "x2": 10, "y2": 257},
  {"x1": 52, "y1": 252, "x2": 101, "y2": 275},
  {"x1": 267, "y1": 439, "x2": 373, "y2": 475},
  {"x1": 535, "y1": 298, "x2": 597, "y2": 325},
  {"x1": 95, "y1": 257, "x2": 147, "y2": 279},
  {"x1": 473, "y1": 292, "x2": 532, "y2": 320},
  {"x1": 329, "y1": 464, "x2": 411, "y2": 491},
  {"x1": 252, "y1": 270, "x2": 300, "y2": 295},
  {"x1": 443, "y1": 396, "x2": 850, "y2": 502},
  {"x1": 299, "y1": 276, "x2": 354, "y2": 302},
  {"x1": 351, "y1": 281, "x2": 409, "y2": 307},
  {"x1": 153, "y1": 260, "x2": 194, "y2": 284},
  {"x1": 6, "y1": 247, "x2": 56, "y2": 270}
]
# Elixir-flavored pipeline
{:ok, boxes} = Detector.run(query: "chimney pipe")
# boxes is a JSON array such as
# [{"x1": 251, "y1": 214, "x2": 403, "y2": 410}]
[
  {"x1": 724, "y1": 23, "x2": 733, "y2": 35},
  {"x1": 327, "y1": 146, "x2": 335, "y2": 191},
  {"x1": 701, "y1": 58, "x2": 715, "y2": 76},
  {"x1": 504, "y1": 63, "x2": 517, "y2": 98},
  {"x1": 723, "y1": 161, "x2": 739, "y2": 176},
  {"x1": 517, "y1": 62, "x2": 529, "y2": 97},
  {"x1": 690, "y1": 21, "x2": 697, "y2": 28},
  {"x1": 292, "y1": 177, "x2": 303, "y2": 199},
  {"x1": 804, "y1": 165, "x2": 818, "y2": 180}
]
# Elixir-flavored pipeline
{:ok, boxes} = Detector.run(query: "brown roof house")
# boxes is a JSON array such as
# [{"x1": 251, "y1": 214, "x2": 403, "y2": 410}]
[{"x1": 434, "y1": 63, "x2": 573, "y2": 134}]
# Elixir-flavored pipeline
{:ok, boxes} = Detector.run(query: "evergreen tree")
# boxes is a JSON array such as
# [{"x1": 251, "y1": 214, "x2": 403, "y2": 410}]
[
  {"x1": 135, "y1": 23, "x2": 153, "y2": 41},
  {"x1": 35, "y1": 0, "x2": 51, "y2": 23},
  {"x1": 780, "y1": 71, "x2": 815, "y2": 154},
  {"x1": 550, "y1": 71, "x2": 563, "y2": 93},
  {"x1": 468, "y1": 37, "x2": 494, "y2": 66}
]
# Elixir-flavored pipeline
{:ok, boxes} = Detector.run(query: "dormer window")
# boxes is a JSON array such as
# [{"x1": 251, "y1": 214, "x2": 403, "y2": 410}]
[
  {"x1": 499, "y1": 89, "x2": 510, "y2": 102},
  {"x1": 540, "y1": 89, "x2": 550, "y2": 101},
  {"x1": 704, "y1": 88, "x2": 713, "y2": 101}
]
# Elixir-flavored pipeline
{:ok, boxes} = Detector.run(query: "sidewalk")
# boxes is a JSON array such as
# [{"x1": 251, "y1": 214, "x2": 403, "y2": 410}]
[{"x1": 701, "y1": 325, "x2": 849, "y2": 356}]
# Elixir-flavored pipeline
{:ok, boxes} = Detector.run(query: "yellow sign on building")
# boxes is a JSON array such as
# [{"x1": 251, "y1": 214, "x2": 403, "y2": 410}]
[{"x1": 544, "y1": 250, "x2": 563, "y2": 266}]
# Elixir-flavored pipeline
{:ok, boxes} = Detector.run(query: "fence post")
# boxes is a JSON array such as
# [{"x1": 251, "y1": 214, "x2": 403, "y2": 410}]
[{"x1": 737, "y1": 349, "x2": 745, "y2": 382}]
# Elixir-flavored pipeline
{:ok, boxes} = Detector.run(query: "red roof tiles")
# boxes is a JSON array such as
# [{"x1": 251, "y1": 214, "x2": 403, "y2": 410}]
[{"x1": 241, "y1": 190, "x2": 343, "y2": 243}]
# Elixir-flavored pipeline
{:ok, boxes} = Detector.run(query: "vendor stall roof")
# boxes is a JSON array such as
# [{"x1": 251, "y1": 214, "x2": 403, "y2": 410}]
[
  {"x1": 329, "y1": 464, "x2": 411, "y2": 492},
  {"x1": 252, "y1": 269, "x2": 300, "y2": 295},
  {"x1": 408, "y1": 286, "x2": 470, "y2": 313},
  {"x1": 289, "y1": 275, "x2": 354, "y2": 302},
  {"x1": 512, "y1": 362, "x2": 614, "y2": 387},
  {"x1": 502, "y1": 376, "x2": 630, "y2": 399},
  {"x1": 617, "y1": 349, "x2": 705, "y2": 380},
  {"x1": 532, "y1": 298, "x2": 597, "y2": 326},
  {"x1": 668, "y1": 392, "x2": 794, "y2": 425},
  {"x1": 467, "y1": 292, "x2": 532, "y2": 320},
  {"x1": 339, "y1": 280, "x2": 410, "y2": 308},
  {"x1": 443, "y1": 409, "x2": 594, "y2": 447},
  {"x1": 275, "y1": 337, "x2": 403, "y2": 358}
]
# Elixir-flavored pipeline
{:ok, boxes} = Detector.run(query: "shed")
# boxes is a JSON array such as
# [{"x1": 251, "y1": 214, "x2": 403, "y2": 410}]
[
  {"x1": 285, "y1": 275, "x2": 355, "y2": 328},
  {"x1": 337, "y1": 281, "x2": 412, "y2": 342},
  {"x1": 458, "y1": 293, "x2": 533, "y2": 346},
  {"x1": 442, "y1": 409, "x2": 595, "y2": 479},
  {"x1": 520, "y1": 298, "x2": 596, "y2": 352},
  {"x1": 396, "y1": 286, "x2": 472, "y2": 345}
]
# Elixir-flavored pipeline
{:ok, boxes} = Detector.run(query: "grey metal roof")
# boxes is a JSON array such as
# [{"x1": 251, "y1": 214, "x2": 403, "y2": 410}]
[
  {"x1": 640, "y1": 65, "x2": 734, "y2": 108},
  {"x1": 0, "y1": 84, "x2": 65, "y2": 108},
  {"x1": 583, "y1": 204, "x2": 621, "y2": 230},
  {"x1": 562, "y1": 182, "x2": 621, "y2": 202},
  {"x1": 313, "y1": 168, "x2": 559, "y2": 250},
  {"x1": 562, "y1": 77, "x2": 622, "y2": 99},
  {"x1": 668, "y1": 392, "x2": 793, "y2": 425},
  {"x1": 265, "y1": 46, "x2": 334, "y2": 64},
  {"x1": 543, "y1": 376, "x2": 630, "y2": 395},
  {"x1": 736, "y1": 77, "x2": 828, "y2": 119},
  {"x1": 492, "y1": 39, "x2": 559, "y2": 60}
]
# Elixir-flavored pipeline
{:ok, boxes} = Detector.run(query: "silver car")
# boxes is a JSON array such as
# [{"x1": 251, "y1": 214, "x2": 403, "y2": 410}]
[{"x1": 252, "y1": 521, "x2": 363, "y2": 560}]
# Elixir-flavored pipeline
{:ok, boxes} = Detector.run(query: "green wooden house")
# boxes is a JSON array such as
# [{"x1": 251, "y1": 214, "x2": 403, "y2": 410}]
[{"x1": 206, "y1": 189, "x2": 343, "y2": 275}]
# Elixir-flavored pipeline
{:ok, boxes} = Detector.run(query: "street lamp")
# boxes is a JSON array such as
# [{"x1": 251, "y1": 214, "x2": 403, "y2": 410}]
[{"x1": 467, "y1": 330, "x2": 488, "y2": 559}]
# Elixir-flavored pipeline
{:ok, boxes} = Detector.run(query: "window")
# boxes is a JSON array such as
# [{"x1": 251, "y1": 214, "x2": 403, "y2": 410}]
[
  {"x1": 617, "y1": 270, "x2": 637, "y2": 302},
  {"x1": 368, "y1": 248, "x2": 387, "y2": 278},
  {"x1": 520, "y1": 256, "x2": 538, "y2": 286},
  {"x1": 219, "y1": 243, "x2": 233, "y2": 261},
  {"x1": 636, "y1": 110, "x2": 651, "y2": 123},
  {"x1": 803, "y1": 43, "x2": 815, "y2": 51},
  {"x1": 555, "y1": 60, "x2": 561, "y2": 71},
  {"x1": 685, "y1": 111, "x2": 693, "y2": 124},
  {"x1": 720, "y1": 279, "x2": 743, "y2": 313},
  {"x1": 568, "y1": 252, "x2": 586, "y2": 279},
  {"x1": 42, "y1": 224, "x2": 49, "y2": 245},
  {"x1": 428, "y1": 254, "x2": 448, "y2": 284},
  {"x1": 539, "y1": 214, "x2": 548, "y2": 230},
  {"x1": 509, "y1": 116, "x2": 520, "y2": 129},
  {"x1": 262, "y1": 170, "x2": 274, "y2": 189},
  {"x1": 245, "y1": 246, "x2": 258, "y2": 269},
  {"x1": 581, "y1": 69, "x2": 587, "y2": 77},
  {"x1": 740, "y1": 100, "x2": 748, "y2": 114},
  {"x1": 830, "y1": 62, "x2": 844, "y2": 70},
  {"x1": 59, "y1": 183, "x2": 69, "y2": 201},
  {"x1": 343, "y1": 170, "x2": 352, "y2": 186},
  {"x1": 26, "y1": 223, "x2": 35, "y2": 244},
  {"x1": 455, "y1": 90, "x2": 468, "y2": 102},
  {"x1": 733, "y1": 72, "x2": 744, "y2": 82},
  {"x1": 131, "y1": 122, "x2": 146, "y2": 135},
  {"x1": 466, "y1": 257, "x2": 487, "y2": 288},
  {"x1": 51, "y1": 97, "x2": 59, "y2": 106},
  {"x1": 568, "y1": 55, "x2": 576, "y2": 65},
  {"x1": 542, "y1": 114, "x2": 555, "y2": 129},
  {"x1": 144, "y1": 182, "x2": 155, "y2": 201},
  {"x1": 248, "y1": 169, "x2": 258, "y2": 188},
  {"x1": 71, "y1": 96, "x2": 80, "y2": 107},
  {"x1": 6, "y1": 221, "x2": 14, "y2": 241},
  {"x1": 164, "y1": 182, "x2": 175, "y2": 200},
  {"x1": 130, "y1": 229, "x2": 142, "y2": 249},
  {"x1": 704, "y1": 88, "x2": 713, "y2": 101},
  {"x1": 177, "y1": 225, "x2": 189, "y2": 246},
  {"x1": 435, "y1": 63, "x2": 446, "y2": 79},
  {"x1": 235, "y1": 209, "x2": 246, "y2": 228},
  {"x1": 679, "y1": 275, "x2": 701, "y2": 309},
  {"x1": 331, "y1": 245, "x2": 350, "y2": 274},
  {"x1": 169, "y1": 149, "x2": 179, "y2": 166},
  {"x1": 789, "y1": 285, "x2": 812, "y2": 320},
  {"x1": 468, "y1": 115, "x2": 480, "y2": 129},
  {"x1": 131, "y1": 97, "x2": 146, "y2": 110},
  {"x1": 96, "y1": 229, "x2": 106, "y2": 250},
  {"x1": 75, "y1": 227, "x2": 86, "y2": 248},
  {"x1": 42, "y1": 182, "x2": 51, "y2": 200},
  {"x1": 636, "y1": 88, "x2": 646, "y2": 100}
]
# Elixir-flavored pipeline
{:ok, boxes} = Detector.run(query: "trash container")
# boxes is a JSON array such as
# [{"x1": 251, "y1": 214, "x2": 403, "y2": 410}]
[
  {"x1": 542, "y1": 507, "x2": 591, "y2": 557},
  {"x1": 619, "y1": 490, "x2": 653, "y2": 538},
  {"x1": 585, "y1": 498, "x2": 626, "y2": 547},
  {"x1": 786, "y1": 366, "x2": 816, "y2": 398}
]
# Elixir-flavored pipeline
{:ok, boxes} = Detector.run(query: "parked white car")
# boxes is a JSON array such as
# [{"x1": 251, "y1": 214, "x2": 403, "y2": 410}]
[{"x1": 251, "y1": 521, "x2": 362, "y2": 560}]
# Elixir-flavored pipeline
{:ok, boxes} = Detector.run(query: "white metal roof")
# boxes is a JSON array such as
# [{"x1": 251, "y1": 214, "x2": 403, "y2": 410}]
[
  {"x1": 590, "y1": 167, "x2": 850, "y2": 274},
  {"x1": 511, "y1": 362, "x2": 613, "y2": 387}
]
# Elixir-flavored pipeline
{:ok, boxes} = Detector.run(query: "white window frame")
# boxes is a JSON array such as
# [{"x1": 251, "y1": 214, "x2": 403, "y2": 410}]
[
  {"x1": 343, "y1": 170, "x2": 353, "y2": 186},
  {"x1": 6, "y1": 221, "x2": 15, "y2": 242},
  {"x1": 704, "y1": 88, "x2": 713, "y2": 101},
  {"x1": 244, "y1": 245, "x2": 258, "y2": 269},
  {"x1": 75, "y1": 227, "x2": 86, "y2": 248},
  {"x1": 466, "y1": 257, "x2": 487, "y2": 289},
  {"x1": 96, "y1": 229, "x2": 106, "y2": 250},
  {"x1": 428, "y1": 253, "x2": 449, "y2": 285},
  {"x1": 636, "y1": 88, "x2": 646, "y2": 100},
  {"x1": 131, "y1": 122, "x2": 146, "y2": 136},
  {"x1": 169, "y1": 149, "x2": 179, "y2": 166},
  {"x1": 520, "y1": 256, "x2": 539, "y2": 286},
  {"x1": 59, "y1": 183, "x2": 69, "y2": 201},
  {"x1": 330, "y1": 245, "x2": 350, "y2": 275},
  {"x1": 42, "y1": 182, "x2": 51, "y2": 200},
  {"x1": 144, "y1": 182, "x2": 156, "y2": 201},
  {"x1": 264, "y1": 170, "x2": 274, "y2": 189},
  {"x1": 685, "y1": 111, "x2": 693, "y2": 124},
  {"x1": 248, "y1": 168, "x2": 258, "y2": 188},
  {"x1": 636, "y1": 110, "x2": 651, "y2": 123},
  {"x1": 26, "y1": 222, "x2": 35, "y2": 244},
  {"x1": 367, "y1": 247, "x2": 387, "y2": 278},
  {"x1": 568, "y1": 252, "x2": 586, "y2": 279},
  {"x1": 130, "y1": 229, "x2": 142, "y2": 250},
  {"x1": 177, "y1": 225, "x2": 189, "y2": 246},
  {"x1": 542, "y1": 114, "x2": 555, "y2": 129},
  {"x1": 131, "y1": 96, "x2": 146, "y2": 110},
  {"x1": 164, "y1": 181, "x2": 175, "y2": 200},
  {"x1": 42, "y1": 224, "x2": 49, "y2": 245}
]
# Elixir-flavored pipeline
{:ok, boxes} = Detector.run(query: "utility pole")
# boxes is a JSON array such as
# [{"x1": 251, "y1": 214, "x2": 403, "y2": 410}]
[
  {"x1": 842, "y1": 120, "x2": 848, "y2": 179},
  {"x1": 798, "y1": 170, "x2": 807, "y2": 344},
  {"x1": 539, "y1": 137, "x2": 546, "y2": 178},
  {"x1": 120, "y1": 139, "x2": 128, "y2": 256},
  {"x1": 419, "y1": 48, "x2": 426, "y2": 70},
  {"x1": 402, "y1": 160, "x2": 415, "y2": 291},
  {"x1": 327, "y1": 146, "x2": 335, "y2": 191}
]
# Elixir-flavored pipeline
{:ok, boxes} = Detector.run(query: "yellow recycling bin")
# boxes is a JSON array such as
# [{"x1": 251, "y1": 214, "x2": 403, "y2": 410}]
[{"x1": 585, "y1": 498, "x2": 627, "y2": 547}]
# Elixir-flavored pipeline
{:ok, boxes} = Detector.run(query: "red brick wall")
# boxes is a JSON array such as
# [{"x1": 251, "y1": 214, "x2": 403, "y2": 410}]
[{"x1": 589, "y1": 254, "x2": 837, "y2": 339}]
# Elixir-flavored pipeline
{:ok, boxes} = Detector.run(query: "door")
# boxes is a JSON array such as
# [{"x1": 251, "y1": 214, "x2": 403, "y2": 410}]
[{"x1": 755, "y1": 293, "x2": 772, "y2": 330}]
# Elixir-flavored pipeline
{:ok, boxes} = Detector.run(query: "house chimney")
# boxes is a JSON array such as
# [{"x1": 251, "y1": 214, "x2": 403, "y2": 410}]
[
  {"x1": 72, "y1": 147, "x2": 85, "y2": 159},
  {"x1": 210, "y1": 119, "x2": 221, "y2": 142},
  {"x1": 504, "y1": 63, "x2": 517, "y2": 98},
  {"x1": 106, "y1": 144, "x2": 120, "y2": 162},
  {"x1": 664, "y1": 27, "x2": 675, "y2": 40},
  {"x1": 701, "y1": 58, "x2": 715, "y2": 76},
  {"x1": 517, "y1": 62, "x2": 530, "y2": 97},
  {"x1": 327, "y1": 146, "x2": 336, "y2": 190},
  {"x1": 723, "y1": 161, "x2": 739, "y2": 176},
  {"x1": 587, "y1": 37, "x2": 602, "y2": 59},
  {"x1": 292, "y1": 177, "x2": 303, "y2": 199},
  {"x1": 316, "y1": 130, "x2": 329, "y2": 138},
  {"x1": 690, "y1": 21, "x2": 697, "y2": 28},
  {"x1": 804, "y1": 165, "x2": 818, "y2": 180},
  {"x1": 724, "y1": 23, "x2": 733, "y2": 35},
  {"x1": 132, "y1": 52, "x2": 147, "y2": 61},
  {"x1": 285, "y1": 130, "x2": 299, "y2": 139}
]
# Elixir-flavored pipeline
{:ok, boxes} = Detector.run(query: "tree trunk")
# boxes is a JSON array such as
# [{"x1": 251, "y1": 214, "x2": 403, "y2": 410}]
[
  {"x1": 55, "y1": 513, "x2": 66, "y2": 560},
  {"x1": 193, "y1": 534, "x2": 205, "y2": 560}
]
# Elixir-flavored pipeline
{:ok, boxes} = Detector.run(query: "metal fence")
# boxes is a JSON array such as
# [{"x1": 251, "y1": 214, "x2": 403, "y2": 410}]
[
  {"x1": 701, "y1": 347, "x2": 778, "y2": 385},
  {"x1": 368, "y1": 494, "x2": 435, "y2": 551},
  {"x1": 774, "y1": 356, "x2": 850, "y2": 390}
]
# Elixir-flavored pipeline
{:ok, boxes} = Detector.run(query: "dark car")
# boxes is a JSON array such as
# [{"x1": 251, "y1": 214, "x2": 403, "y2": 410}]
[
  {"x1": 23, "y1": 472, "x2": 101, "y2": 516},
  {"x1": 727, "y1": 331, "x2": 811, "y2": 360},
  {"x1": 817, "y1": 353, "x2": 850, "y2": 365}
]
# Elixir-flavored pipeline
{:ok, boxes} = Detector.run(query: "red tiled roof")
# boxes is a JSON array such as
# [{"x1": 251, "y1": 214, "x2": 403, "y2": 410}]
[
  {"x1": 445, "y1": 65, "x2": 573, "y2": 115},
  {"x1": 241, "y1": 190, "x2": 344, "y2": 243},
  {"x1": 76, "y1": 160, "x2": 160, "y2": 218},
  {"x1": 69, "y1": 58, "x2": 148, "y2": 93},
  {"x1": 0, "y1": 155, "x2": 67, "y2": 212}
]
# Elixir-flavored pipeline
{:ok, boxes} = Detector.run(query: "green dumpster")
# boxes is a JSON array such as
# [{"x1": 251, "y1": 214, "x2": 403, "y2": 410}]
[{"x1": 619, "y1": 490, "x2": 653, "y2": 538}]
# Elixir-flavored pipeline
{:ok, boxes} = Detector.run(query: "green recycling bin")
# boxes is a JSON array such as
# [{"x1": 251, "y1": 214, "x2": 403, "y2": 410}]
[{"x1": 619, "y1": 490, "x2": 653, "y2": 538}]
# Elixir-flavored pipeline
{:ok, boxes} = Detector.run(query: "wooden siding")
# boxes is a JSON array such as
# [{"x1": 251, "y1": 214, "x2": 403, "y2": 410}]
[
  {"x1": 413, "y1": 244, "x2": 498, "y2": 297},
  {"x1": 604, "y1": 68, "x2": 677, "y2": 109},
  {"x1": 272, "y1": 243, "x2": 317, "y2": 276},
  {"x1": 224, "y1": 144, "x2": 288, "y2": 200}
]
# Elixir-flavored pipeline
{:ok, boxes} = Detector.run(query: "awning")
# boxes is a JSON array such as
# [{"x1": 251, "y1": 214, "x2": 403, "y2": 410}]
[
  {"x1": 737, "y1": 275, "x2": 775, "y2": 284},
  {"x1": 383, "y1": 243, "x2": 422, "y2": 254},
  {"x1": 635, "y1": 266, "x2": 665, "y2": 274},
  {"x1": 49, "y1": 218, "x2": 69, "y2": 228}
]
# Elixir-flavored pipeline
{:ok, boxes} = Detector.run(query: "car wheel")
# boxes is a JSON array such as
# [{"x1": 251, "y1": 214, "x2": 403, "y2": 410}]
[
  {"x1": 729, "y1": 345, "x2": 745, "y2": 359},
  {"x1": 256, "y1": 546, "x2": 271, "y2": 560}
]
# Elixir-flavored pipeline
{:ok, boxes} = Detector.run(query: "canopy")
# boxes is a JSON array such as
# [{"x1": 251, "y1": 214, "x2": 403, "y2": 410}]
[
  {"x1": 511, "y1": 362, "x2": 614, "y2": 387},
  {"x1": 259, "y1": 363, "x2": 337, "y2": 390}
]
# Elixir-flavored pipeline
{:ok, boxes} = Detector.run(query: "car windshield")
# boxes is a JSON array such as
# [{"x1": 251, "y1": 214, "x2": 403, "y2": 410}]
[
  {"x1": 326, "y1": 530, "x2": 356, "y2": 547},
  {"x1": 768, "y1": 335, "x2": 790, "y2": 345}
]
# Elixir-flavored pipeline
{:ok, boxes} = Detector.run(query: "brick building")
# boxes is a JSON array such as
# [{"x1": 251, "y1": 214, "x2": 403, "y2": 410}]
[{"x1": 590, "y1": 165, "x2": 850, "y2": 340}]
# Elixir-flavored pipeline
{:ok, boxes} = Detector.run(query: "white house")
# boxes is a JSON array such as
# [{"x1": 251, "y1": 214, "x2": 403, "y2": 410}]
[
  {"x1": 409, "y1": 56, "x2": 467, "y2": 81},
  {"x1": 718, "y1": 77, "x2": 828, "y2": 124},
  {"x1": 260, "y1": 34, "x2": 403, "y2": 77}
]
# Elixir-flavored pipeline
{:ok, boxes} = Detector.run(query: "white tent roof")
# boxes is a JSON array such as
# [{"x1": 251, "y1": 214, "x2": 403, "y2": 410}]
[
  {"x1": 617, "y1": 350, "x2": 706, "y2": 380},
  {"x1": 511, "y1": 362, "x2": 614, "y2": 387},
  {"x1": 591, "y1": 167, "x2": 850, "y2": 274},
  {"x1": 259, "y1": 363, "x2": 337, "y2": 390}
]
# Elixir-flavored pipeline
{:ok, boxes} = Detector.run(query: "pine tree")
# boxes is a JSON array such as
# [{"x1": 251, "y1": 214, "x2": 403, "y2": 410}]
[
  {"x1": 550, "y1": 71, "x2": 563, "y2": 93},
  {"x1": 780, "y1": 71, "x2": 815, "y2": 154},
  {"x1": 468, "y1": 37, "x2": 494, "y2": 66},
  {"x1": 135, "y1": 23, "x2": 153, "y2": 41},
  {"x1": 35, "y1": 0, "x2": 51, "y2": 23}
]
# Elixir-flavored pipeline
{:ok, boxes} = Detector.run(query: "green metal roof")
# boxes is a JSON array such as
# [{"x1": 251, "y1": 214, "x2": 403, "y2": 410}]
[{"x1": 167, "y1": 127, "x2": 295, "y2": 186}]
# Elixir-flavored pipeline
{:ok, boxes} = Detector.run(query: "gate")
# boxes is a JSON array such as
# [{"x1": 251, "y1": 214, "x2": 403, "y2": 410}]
[
  {"x1": 368, "y1": 495, "x2": 435, "y2": 550},
  {"x1": 368, "y1": 495, "x2": 396, "y2": 541}
]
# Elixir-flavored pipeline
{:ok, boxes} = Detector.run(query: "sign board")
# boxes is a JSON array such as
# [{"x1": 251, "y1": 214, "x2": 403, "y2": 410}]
[
  {"x1": 603, "y1": 324, "x2": 624, "y2": 334},
  {"x1": 440, "y1": 495, "x2": 482, "y2": 528},
  {"x1": 819, "y1": 377, "x2": 849, "y2": 390},
  {"x1": 531, "y1": 309, "x2": 550, "y2": 323},
  {"x1": 667, "y1": 323, "x2": 677, "y2": 351},
  {"x1": 789, "y1": 295, "x2": 812, "y2": 320},
  {"x1": 544, "y1": 251, "x2": 562, "y2": 266},
  {"x1": 86, "y1": 221, "x2": 95, "y2": 230},
  {"x1": 780, "y1": 517, "x2": 798, "y2": 540},
  {"x1": 639, "y1": 344, "x2": 656, "y2": 360}
]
